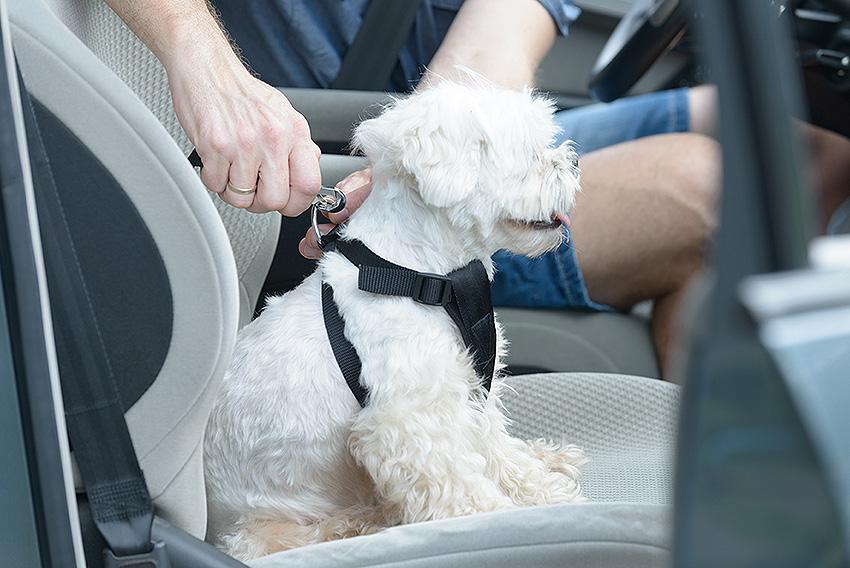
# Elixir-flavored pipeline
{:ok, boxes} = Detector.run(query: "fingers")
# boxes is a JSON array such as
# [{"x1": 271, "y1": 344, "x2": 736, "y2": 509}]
[
  {"x1": 298, "y1": 167, "x2": 374, "y2": 260},
  {"x1": 299, "y1": 222, "x2": 335, "y2": 260},
  {"x1": 181, "y1": 78, "x2": 322, "y2": 214},
  {"x1": 327, "y1": 168, "x2": 373, "y2": 224},
  {"x1": 224, "y1": 157, "x2": 261, "y2": 208},
  {"x1": 281, "y1": 142, "x2": 322, "y2": 216},
  {"x1": 199, "y1": 153, "x2": 229, "y2": 194},
  {"x1": 249, "y1": 165, "x2": 289, "y2": 214}
]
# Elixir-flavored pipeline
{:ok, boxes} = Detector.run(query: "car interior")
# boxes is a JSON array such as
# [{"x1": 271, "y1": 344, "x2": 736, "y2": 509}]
[{"x1": 2, "y1": 0, "x2": 850, "y2": 567}]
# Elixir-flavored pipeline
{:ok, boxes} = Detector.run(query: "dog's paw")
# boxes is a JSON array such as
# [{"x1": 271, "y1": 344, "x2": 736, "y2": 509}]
[
  {"x1": 221, "y1": 507, "x2": 391, "y2": 560},
  {"x1": 492, "y1": 439, "x2": 586, "y2": 507},
  {"x1": 527, "y1": 438, "x2": 587, "y2": 479}
]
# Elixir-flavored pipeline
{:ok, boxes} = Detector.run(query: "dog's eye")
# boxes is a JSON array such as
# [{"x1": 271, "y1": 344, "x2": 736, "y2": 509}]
[{"x1": 571, "y1": 155, "x2": 579, "y2": 170}]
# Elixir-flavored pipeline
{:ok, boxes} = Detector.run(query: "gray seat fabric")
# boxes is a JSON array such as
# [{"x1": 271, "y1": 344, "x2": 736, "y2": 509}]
[
  {"x1": 249, "y1": 372, "x2": 678, "y2": 567},
  {"x1": 250, "y1": 503, "x2": 671, "y2": 568},
  {"x1": 502, "y1": 373, "x2": 678, "y2": 504},
  {"x1": 9, "y1": 0, "x2": 240, "y2": 538},
  {"x1": 41, "y1": 0, "x2": 280, "y2": 327},
  {"x1": 498, "y1": 309, "x2": 661, "y2": 378},
  {"x1": 320, "y1": 154, "x2": 369, "y2": 186}
]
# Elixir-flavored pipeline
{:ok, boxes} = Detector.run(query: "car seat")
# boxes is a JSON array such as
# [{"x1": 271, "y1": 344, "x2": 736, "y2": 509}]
[{"x1": 8, "y1": 0, "x2": 679, "y2": 565}]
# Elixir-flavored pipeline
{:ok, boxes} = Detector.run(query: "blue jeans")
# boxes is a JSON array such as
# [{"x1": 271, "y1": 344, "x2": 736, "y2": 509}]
[{"x1": 491, "y1": 88, "x2": 691, "y2": 310}]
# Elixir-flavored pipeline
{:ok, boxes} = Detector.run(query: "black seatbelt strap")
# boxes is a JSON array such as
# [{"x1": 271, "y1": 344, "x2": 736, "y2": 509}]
[
  {"x1": 19, "y1": 78, "x2": 167, "y2": 566},
  {"x1": 332, "y1": 0, "x2": 424, "y2": 90},
  {"x1": 321, "y1": 239, "x2": 496, "y2": 407}
]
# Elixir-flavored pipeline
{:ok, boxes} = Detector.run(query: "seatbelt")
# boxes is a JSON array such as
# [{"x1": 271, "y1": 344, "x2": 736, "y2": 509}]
[
  {"x1": 321, "y1": 238, "x2": 496, "y2": 407},
  {"x1": 332, "y1": 0, "x2": 424, "y2": 90},
  {"x1": 19, "y1": 78, "x2": 168, "y2": 567}
]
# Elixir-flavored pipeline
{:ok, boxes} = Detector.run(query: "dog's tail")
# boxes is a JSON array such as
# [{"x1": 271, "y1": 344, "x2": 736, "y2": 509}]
[{"x1": 220, "y1": 505, "x2": 391, "y2": 561}]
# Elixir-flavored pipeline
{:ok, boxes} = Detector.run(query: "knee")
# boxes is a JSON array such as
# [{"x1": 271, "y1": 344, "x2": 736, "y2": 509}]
[
  {"x1": 658, "y1": 133, "x2": 720, "y2": 279},
  {"x1": 666, "y1": 132, "x2": 719, "y2": 200}
]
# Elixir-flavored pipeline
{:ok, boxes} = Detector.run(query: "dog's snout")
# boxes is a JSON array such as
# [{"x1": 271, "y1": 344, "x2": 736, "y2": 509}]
[
  {"x1": 549, "y1": 143, "x2": 579, "y2": 175},
  {"x1": 551, "y1": 141, "x2": 577, "y2": 166}
]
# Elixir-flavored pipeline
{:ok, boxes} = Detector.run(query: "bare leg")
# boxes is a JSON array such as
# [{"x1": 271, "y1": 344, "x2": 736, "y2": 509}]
[{"x1": 570, "y1": 133, "x2": 720, "y2": 377}]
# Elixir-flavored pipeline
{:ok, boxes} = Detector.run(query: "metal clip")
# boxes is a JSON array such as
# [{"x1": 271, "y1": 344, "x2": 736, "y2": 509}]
[
  {"x1": 313, "y1": 186, "x2": 347, "y2": 213},
  {"x1": 311, "y1": 186, "x2": 347, "y2": 244}
]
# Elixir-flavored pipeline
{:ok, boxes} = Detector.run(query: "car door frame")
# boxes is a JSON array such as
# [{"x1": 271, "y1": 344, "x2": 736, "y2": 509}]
[{"x1": 0, "y1": 0, "x2": 85, "y2": 565}]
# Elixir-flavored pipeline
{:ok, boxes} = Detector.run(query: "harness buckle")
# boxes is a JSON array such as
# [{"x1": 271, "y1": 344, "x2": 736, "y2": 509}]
[{"x1": 412, "y1": 273, "x2": 453, "y2": 306}]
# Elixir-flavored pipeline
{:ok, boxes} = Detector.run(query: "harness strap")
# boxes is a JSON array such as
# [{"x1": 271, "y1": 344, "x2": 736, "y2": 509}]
[
  {"x1": 321, "y1": 282, "x2": 369, "y2": 406},
  {"x1": 322, "y1": 239, "x2": 496, "y2": 407}
]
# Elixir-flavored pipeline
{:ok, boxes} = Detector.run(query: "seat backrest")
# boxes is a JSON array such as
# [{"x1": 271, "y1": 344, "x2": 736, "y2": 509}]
[
  {"x1": 41, "y1": 0, "x2": 280, "y2": 326},
  {"x1": 9, "y1": 0, "x2": 240, "y2": 539}
]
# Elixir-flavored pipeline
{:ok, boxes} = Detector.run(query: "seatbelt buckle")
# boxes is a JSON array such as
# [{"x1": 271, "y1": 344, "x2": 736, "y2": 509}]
[
  {"x1": 412, "y1": 273, "x2": 453, "y2": 306},
  {"x1": 104, "y1": 540, "x2": 170, "y2": 568}
]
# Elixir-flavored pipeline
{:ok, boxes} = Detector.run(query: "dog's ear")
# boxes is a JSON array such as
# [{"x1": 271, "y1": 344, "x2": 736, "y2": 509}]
[{"x1": 353, "y1": 94, "x2": 489, "y2": 208}]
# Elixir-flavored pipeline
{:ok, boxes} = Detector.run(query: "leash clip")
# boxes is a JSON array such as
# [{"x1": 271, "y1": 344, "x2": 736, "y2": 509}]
[
  {"x1": 311, "y1": 186, "x2": 346, "y2": 247},
  {"x1": 313, "y1": 186, "x2": 346, "y2": 213}
]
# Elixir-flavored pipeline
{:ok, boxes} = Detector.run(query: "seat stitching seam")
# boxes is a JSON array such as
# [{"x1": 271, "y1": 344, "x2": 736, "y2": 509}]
[{"x1": 28, "y1": 99, "x2": 119, "y2": 390}]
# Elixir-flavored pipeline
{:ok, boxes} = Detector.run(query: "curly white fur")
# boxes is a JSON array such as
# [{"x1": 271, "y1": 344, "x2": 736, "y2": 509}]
[{"x1": 204, "y1": 80, "x2": 586, "y2": 561}]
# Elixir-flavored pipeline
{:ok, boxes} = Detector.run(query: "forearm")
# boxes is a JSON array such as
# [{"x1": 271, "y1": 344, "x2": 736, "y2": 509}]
[
  {"x1": 106, "y1": 0, "x2": 321, "y2": 215},
  {"x1": 104, "y1": 0, "x2": 241, "y2": 75},
  {"x1": 425, "y1": 0, "x2": 558, "y2": 89}
]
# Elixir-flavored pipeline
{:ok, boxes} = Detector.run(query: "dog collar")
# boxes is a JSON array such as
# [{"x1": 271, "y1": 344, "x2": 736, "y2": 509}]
[{"x1": 321, "y1": 239, "x2": 497, "y2": 407}]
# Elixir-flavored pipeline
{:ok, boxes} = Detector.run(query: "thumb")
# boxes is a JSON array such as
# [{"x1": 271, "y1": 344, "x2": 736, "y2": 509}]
[{"x1": 327, "y1": 168, "x2": 373, "y2": 224}]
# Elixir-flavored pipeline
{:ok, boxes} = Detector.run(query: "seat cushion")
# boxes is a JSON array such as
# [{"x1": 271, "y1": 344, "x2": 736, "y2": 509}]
[
  {"x1": 250, "y1": 373, "x2": 678, "y2": 567},
  {"x1": 249, "y1": 503, "x2": 671, "y2": 568},
  {"x1": 502, "y1": 373, "x2": 679, "y2": 504}
]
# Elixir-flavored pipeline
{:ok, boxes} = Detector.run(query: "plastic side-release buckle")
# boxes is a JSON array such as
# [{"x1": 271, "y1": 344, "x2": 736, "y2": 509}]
[
  {"x1": 412, "y1": 273, "x2": 453, "y2": 306},
  {"x1": 104, "y1": 540, "x2": 170, "y2": 568}
]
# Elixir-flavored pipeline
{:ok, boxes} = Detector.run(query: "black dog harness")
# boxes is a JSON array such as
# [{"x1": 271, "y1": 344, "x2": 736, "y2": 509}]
[
  {"x1": 321, "y1": 235, "x2": 497, "y2": 407},
  {"x1": 187, "y1": 149, "x2": 495, "y2": 407}
]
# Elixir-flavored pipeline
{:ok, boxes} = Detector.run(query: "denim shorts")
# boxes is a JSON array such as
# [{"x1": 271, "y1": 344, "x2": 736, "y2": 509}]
[{"x1": 491, "y1": 87, "x2": 690, "y2": 310}]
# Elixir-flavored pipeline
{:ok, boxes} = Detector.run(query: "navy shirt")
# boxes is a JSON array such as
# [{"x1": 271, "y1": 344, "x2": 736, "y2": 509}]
[{"x1": 213, "y1": 0, "x2": 580, "y2": 91}]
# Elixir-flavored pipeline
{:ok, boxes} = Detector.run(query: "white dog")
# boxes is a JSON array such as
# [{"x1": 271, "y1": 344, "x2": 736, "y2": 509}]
[{"x1": 204, "y1": 80, "x2": 585, "y2": 561}]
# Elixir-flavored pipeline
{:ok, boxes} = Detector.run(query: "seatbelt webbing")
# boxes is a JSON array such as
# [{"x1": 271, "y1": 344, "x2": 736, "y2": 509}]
[
  {"x1": 20, "y1": 80, "x2": 156, "y2": 560},
  {"x1": 332, "y1": 0, "x2": 424, "y2": 90}
]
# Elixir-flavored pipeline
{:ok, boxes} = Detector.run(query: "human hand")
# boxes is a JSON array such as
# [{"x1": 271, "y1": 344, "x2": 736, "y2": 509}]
[
  {"x1": 299, "y1": 168, "x2": 373, "y2": 259},
  {"x1": 167, "y1": 52, "x2": 321, "y2": 215}
]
